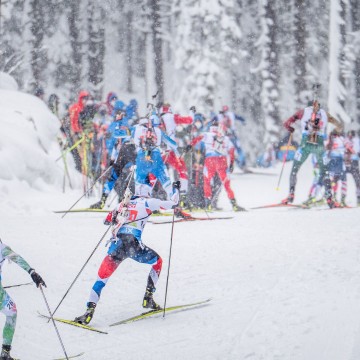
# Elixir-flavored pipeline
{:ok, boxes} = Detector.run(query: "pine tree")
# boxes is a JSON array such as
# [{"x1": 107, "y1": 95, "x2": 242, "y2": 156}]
[
  {"x1": 328, "y1": 0, "x2": 351, "y2": 123},
  {"x1": 254, "y1": 0, "x2": 281, "y2": 143},
  {"x1": 173, "y1": 0, "x2": 241, "y2": 112},
  {"x1": 29, "y1": 0, "x2": 48, "y2": 91},
  {"x1": 87, "y1": 0, "x2": 106, "y2": 100},
  {"x1": 294, "y1": 0, "x2": 307, "y2": 107},
  {"x1": 350, "y1": 0, "x2": 360, "y2": 124},
  {"x1": 67, "y1": 0, "x2": 84, "y2": 99},
  {"x1": 150, "y1": 0, "x2": 164, "y2": 102},
  {"x1": 0, "y1": 0, "x2": 26, "y2": 86}
]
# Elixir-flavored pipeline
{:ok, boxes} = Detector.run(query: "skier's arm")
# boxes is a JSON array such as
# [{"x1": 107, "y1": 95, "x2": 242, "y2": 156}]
[
  {"x1": 174, "y1": 114, "x2": 193, "y2": 125},
  {"x1": 1, "y1": 245, "x2": 46, "y2": 287},
  {"x1": 284, "y1": 109, "x2": 304, "y2": 132},
  {"x1": 327, "y1": 112, "x2": 344, "y2": 132},
  {"x1": 147, "y1": 190, "x2": 180, "y2": 212}
]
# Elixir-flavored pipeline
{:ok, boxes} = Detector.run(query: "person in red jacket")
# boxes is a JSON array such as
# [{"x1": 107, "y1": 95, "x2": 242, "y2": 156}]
[
  {"x1": 191, "y1": 119, "x2": 245, "y2": 212},
  {"x1": 68, "y1": 90, "x2": 90, "y2": 137}
]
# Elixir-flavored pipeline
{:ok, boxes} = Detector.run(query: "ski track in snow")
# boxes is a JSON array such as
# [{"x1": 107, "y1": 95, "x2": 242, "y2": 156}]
[{"x1": 0, "y1": 160, "x2": 360, "y2": 359}]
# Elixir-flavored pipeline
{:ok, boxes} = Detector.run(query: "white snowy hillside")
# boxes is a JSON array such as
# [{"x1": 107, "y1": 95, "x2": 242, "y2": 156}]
[
  {"x1": 0, "y1": 82, "x2": 81, "y2": 213},
  {"x1": 0, "y1": 153, "x2": 359, "y2": 359}
]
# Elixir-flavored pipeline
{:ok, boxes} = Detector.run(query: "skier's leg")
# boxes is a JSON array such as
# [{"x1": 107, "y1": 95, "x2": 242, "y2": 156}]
[
  {"x1": 203, "y1": 157, "x2": 217, "y2": 205},
  {"x1": 285, "y1": 144, "x2": 311, "y2": 202},
  {"x1": 0, "y1": 289, "x2": 17, "y2": 353},
  {"x1": 151, "y1": 151, "x2": 172, "y2": 198},
  {"x1": 216, "y1": 157, "x2": 234, "y2": 199},
  {"x1": 90, "y1": 166, "x2": 120, "y2": 209},
  {"x1": 317, "y1": 150, "x2": 337, "y2": 207},
  {"x1": 130, "y1": 241, "x2": 163, "y2": 310},
  {"x1": 75, "y1": 240, "x2": 125, "y2": 324},
  {"x1": 350, "y1": 161, "x2": 360, "y2": 202}
]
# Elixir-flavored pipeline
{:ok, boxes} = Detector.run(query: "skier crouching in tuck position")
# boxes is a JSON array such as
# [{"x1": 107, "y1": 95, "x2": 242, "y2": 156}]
[
  {"x1": 0, "y1": 242, "x2": 45, "y2": 360},
  {"x1": 75, "y1": 181, "x2": 180, "y2": 325}
]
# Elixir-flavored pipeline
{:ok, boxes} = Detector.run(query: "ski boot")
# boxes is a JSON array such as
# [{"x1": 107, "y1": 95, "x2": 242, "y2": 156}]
[
  {"x1": 1, "y1": 345, "x2": 14, "y2": 360},
  {"x1": 281, "y1": 193, "x2": 294, "y2": 205},
  {"x1": 174, "y1": 207, "x2": 192, "y2": 219},
  {"x1": 142, "y1": 288, "x2": 162, "y2": 310},
  {"x1": 340, "y1": 196, "x2": 347, "y2": 208},
  {"x1": 74, "y1": 302, "x2": 96, "y2": 325},
  {"x1": 302, "y1": 196, "x2": 316, "y2": 207},
  {"x1": 230, "y1": 199, "x2": 246, "y2": 212},
  {"x1": 90, "y1": 194, "x2": 107, "y2": 209},
  {"x1": 327, "y1": 198, "x2": 341, "y2": 209},
  {"x1": 204, "y1": 198, "x2": 212, "y2": 211}
]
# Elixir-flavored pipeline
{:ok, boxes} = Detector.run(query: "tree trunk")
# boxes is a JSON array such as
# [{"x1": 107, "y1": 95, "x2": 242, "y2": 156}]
[
  {"x1": 294, "y1": 0, "x2": 307, "y2": 106},
  {"x1": 125, "y1": 11, "x2": 133, "y2": 93},
  {"x1": 29, "y1": 0, "x2": 47, "y2": 90},
  {"x1": 150, "y1": 0, "x2": 164, "y2": 103},
  {"x1": 67, "y1": 0, "x2": 83, "y2": 98},
  {"x1": 88, "y1": 0, "x2": 105, "y2": 100},
  {"x1": 351, "y1": 0, "x2": 360, "y2": 124}
]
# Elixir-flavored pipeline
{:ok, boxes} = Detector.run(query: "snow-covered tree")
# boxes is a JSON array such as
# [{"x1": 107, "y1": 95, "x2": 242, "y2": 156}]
[
  {"x1": 294, "y1": 0, "x2": 308, "y2": 107},
  {"x1": 29, "y1": 0, "x2": 48, "y2": 91},
  {"x1": 173, "y1": 0, "x2": 241, "y2": 113},
  {"x1": 328, "y1": 0, "x2": 351, "y2": 123},
  {"x1": 87, "y1": 0, "x2": 106, "y2": 100},
  {"x1": 253, "y1": 0, "x2": 281, "y2": 143},
  {"x1": 67, "y1": 0, "x2": 84, "y2": 99},
  {"x1": 0, "y1": 0, "x2": 26, "y2": 86}
]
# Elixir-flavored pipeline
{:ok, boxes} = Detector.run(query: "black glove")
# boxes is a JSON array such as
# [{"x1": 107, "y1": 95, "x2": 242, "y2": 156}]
[
  {"x1": 172, "y1": 180, "x2": 181, "y2": 191},
  {"x1": 109, "y1": 159, "x2": 115, "y2": 166},
  {"x1": 229, "y1": 162, "x2": 234, "y2": 173},
  {"x1": 29, "y1": 269, "x2": 46, "y2": 288},
  {"x1": 288, "y1": 126, "x2": 295, "y2": 133},
  {"x1": 189, "y1": 106, "x2": 196, "y2": 112}
]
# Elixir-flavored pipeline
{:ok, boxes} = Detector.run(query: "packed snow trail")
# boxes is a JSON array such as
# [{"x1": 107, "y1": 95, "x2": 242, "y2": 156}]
[{"x1": 0, "y1": 159, "x2": 359, "y2": 359}]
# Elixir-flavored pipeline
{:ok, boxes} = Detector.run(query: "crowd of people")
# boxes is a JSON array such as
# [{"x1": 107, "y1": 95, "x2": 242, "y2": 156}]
[
  {"x1": 35, "y1": 87, "x2": 360, "y2": 212},
  {"x1": 39, "y1": 88, "x2": 249, "y2": 216}
]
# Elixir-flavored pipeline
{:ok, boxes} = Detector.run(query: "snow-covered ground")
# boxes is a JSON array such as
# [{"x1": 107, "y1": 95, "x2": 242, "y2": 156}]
[
  {"x1": 0, "y1": 86, "x2": 360, "y2": 359},
  {"x1": 0, "y1": 160, "x2": 359, "y2": 360}
]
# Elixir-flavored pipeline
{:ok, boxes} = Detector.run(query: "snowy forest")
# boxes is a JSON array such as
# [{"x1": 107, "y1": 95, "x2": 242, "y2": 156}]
[{"x1": 1, "y1": 0, "x2": 360, "y2": 158}]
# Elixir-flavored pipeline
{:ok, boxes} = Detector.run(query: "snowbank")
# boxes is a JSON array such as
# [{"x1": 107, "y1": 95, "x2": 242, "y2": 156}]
[
  {"x1": 0, "y1": 89, "x2": 79, "y2": 213},
  {"x1": 0, "y1": 72, "x2": 19, "y2": 91}
]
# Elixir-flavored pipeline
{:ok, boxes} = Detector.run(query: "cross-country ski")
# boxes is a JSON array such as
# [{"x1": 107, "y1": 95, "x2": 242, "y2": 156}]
[{"x1": 110, "y1": 298, "x2": 212, "y2": 326}]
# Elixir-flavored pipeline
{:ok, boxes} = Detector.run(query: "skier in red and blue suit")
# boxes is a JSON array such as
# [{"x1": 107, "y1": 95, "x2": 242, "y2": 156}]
[{"x1": 75, "y1": 182, "x2": 180, "y2": 325}]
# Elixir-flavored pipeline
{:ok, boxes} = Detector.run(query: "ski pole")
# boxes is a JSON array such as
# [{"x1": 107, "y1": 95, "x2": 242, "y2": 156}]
[
  {"x1": 163, "y1": 209, "x2": 176, "y2": 318},
  {"x1": 55, "y1": 136, "x2": 85, "y2": 162},
  {"x1": 50, "y1": 225, "x2": 112, "y2": 319},
  {"x1": 61, "y1": 165, "x2": 113, "y2": 218},
  {"x1": 276, "y1": 133, "x2": 293, "y2": 191},
  {"x1": 4, "y1": 282, "x2": 32, "y2": 289},
  {"x1": 39, "y1": 285, "x2": 69, "y2": 360},
  {"x1": 107, "y1": 169, "x2": 134, "y2": 208}
]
